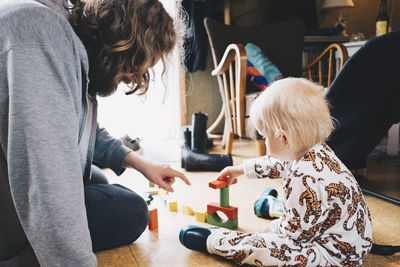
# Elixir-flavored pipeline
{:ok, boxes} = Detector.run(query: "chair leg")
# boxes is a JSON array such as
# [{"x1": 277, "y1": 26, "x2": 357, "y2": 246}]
[
  {"x1": 255, "y1": 139, "x2": 266, "y2": 157},
  {"x1": 206, "y1": 105, "x2": 225, "y2": 137},
  {"x1": 220, "y1": 118, "x2": 231, "y2": 149},
  {"x1": 225, "y1": 132, "x2": 234, "y2": 155}
]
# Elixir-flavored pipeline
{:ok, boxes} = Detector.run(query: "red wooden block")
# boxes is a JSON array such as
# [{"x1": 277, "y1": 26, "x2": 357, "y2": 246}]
[
  {"x1": 148, "y1": 208, "x2": 158, "y2": 230},
  {"x1": 207, "y1": 202, "x2": 238, "y2": 220},
  {"x1": 208, "y1": 178, "x2": 237, "y2": 189},
  {"x1": 209, "y1": 180, "x2": 226, "y2": 189},
  {"x1": 219, "y1": 177, "x2": 237, "y2": 185}
]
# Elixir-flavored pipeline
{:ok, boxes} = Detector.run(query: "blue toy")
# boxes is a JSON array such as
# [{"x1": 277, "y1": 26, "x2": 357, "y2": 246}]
[{"x1": 254, "y1": 188, "x2": 284, "y2": 219}]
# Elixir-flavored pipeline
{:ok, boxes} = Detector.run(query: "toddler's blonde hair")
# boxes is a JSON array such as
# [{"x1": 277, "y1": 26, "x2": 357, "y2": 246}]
[{"x1": 250, "y1": 77, "x2": 334, "y2": 152}]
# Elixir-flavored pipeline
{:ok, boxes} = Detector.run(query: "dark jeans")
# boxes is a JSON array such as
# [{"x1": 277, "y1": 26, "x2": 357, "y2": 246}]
[
  {"x1": 0, "y1": 165, "x2": 149, "y2": 265},
  {"x1": 85, "y1": 165, "x2": 150, "y2": 252}
]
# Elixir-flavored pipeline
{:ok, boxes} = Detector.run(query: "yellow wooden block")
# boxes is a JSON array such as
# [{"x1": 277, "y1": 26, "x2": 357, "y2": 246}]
[
  {"x1": 195, "y1": 211, "x2": 207, "y2": 222},
  {"x1": 182, "y1": 205, "x2": 194, "y2": 215},
  {"x1": 168, "y1": 201, "x2": 178, "y2": 212}
]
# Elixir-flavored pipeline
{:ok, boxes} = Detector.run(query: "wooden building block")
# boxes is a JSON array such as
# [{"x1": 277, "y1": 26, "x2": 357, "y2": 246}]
[
  {"x1": 142, "y1": 193, "x2": 154, "y2": 205},
  {"x1": 209, "y1": 179, "x2": 227, "y2": 189},
  {"x1": 220, "y1": 187, "x2": 229, "y2": 207},
  {"x1": 146, "y1": 187, "x2": 159, "y2": 195},
  {"x1": 158, "y1": 188, "x2": 168, "y2": 195},
  {"x1": 209, "y1": 178, "x2": 237, "y2": 189},
  {"x1": 182, "y1": 205, "x2": 195, "y2": 215},
  {"x1": 148, "y1": 208, "x2": 158, "y2": 230},
  {"x1": 207, "y1": 202, "x2": 237, "y2": 220},
  {"x1": 206, "y1": 213, "x2": 238, "y2": 229},
  {"x1": 168, "y1": 201, "x2": 178, "y2": 212},
  {"x1": 161, "y1": 195, "x2": 178, "y2": 212},
  {"x1": 195, "y1": 211, "x2": 207, "y2": 223}
]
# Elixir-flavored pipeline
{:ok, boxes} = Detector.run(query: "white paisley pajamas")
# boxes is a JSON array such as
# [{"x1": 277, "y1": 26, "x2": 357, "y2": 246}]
[{"x1": 206, "y1": 143, "x2": 372, "y2": 266}]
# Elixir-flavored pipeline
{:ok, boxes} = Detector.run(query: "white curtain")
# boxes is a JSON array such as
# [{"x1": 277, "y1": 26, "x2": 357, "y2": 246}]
[{"x1": 97, "y1": 0, "x2": 182, "y2": 142}]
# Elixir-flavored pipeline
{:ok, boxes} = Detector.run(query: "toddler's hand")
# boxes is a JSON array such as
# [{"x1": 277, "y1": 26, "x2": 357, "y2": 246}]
[{"x1": 217, "y1": 165, "x2": 244, "y2": 185}]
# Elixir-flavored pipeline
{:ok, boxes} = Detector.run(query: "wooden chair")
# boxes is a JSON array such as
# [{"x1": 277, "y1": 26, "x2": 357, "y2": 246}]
[
  {"x1": 302, "y1": 43, "x2": 349, "y2": 88},
  {"x1": 204, "y1": 17, "x2": 305, "y2": 156},
  {"x1": 208, "y1": 43, "x2": 248, "y2": 154}
]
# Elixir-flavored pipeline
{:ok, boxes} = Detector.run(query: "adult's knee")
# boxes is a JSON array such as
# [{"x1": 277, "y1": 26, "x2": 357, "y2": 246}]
[
  {"x1": 120, "y1": 187, "x2": 150, "y2": 238},
  {"x1": 85, "y1": 184, "x2": 150, "y2": 251}
]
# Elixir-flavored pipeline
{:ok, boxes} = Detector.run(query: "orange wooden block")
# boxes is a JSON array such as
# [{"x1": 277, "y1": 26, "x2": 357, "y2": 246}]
[
  {"x1": 208, "y1": 178, "x2": 237, "y2": 189},
  {"x1": 207, "y1": 202, "x2": 238, "y2": 220},
  {"x1": 148, "y1": 208, "x2": 158, "y2": 230}
]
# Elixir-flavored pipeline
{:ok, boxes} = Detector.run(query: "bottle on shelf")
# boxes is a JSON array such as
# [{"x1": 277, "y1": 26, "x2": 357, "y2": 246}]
[{"x1": 376, "y1": 0, "x2": 389, "y2": 36}]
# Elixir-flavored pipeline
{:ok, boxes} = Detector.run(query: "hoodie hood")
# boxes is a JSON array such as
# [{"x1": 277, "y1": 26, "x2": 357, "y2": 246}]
[{"x1": 36, "y1": 0, "x2": 68, "y2": 18}]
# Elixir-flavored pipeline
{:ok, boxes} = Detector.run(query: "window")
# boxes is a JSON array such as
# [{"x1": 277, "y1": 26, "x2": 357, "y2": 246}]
[{"x1": 97, "y1": 0, "x2": 182, "y2": 142}]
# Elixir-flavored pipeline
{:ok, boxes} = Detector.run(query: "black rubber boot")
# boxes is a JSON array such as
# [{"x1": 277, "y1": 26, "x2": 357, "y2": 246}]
[
  {"x1": 183, "y1": 127, "x2": 191, "y2": 148},
  {"x1": 191, "y1": 112, "x2": 207, "y2": 153},
  {"x1": 181, "y1": 145, "x2": 233, "y2": 171},
  {"x1": 181, "y1": 126, "x2": 232, "y2": 172}
]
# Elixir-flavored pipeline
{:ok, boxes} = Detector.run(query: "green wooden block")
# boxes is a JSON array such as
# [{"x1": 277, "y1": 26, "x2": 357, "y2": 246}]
[
  {"x1": 149, "y1": 181, "x2": 155, "y2": 187},
  {"x1": 206, "y1": 213, "x2": 238, "y2": 229},
  {"x1": 220, "y1": 187, "x2": 229, "y2": 207}
]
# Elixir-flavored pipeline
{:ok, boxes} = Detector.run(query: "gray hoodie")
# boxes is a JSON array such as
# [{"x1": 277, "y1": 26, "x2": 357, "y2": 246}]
[{"x1": 0, "y1": 0, "x2": 131, "y2": 265}]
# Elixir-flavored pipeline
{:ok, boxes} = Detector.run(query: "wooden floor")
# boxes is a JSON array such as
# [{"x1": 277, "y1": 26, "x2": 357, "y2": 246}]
[{"x1": 97, "y1": 139, "x2": 400, "y2": 267}]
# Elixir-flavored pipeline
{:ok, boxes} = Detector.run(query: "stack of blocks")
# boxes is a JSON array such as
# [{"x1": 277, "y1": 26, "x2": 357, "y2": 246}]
[
  {"x1": 206, "y1": 178, "x2": 238, "y2": 229},
  {"x1": 153, "y1": 178, "x2": 240, "y2": 229}
]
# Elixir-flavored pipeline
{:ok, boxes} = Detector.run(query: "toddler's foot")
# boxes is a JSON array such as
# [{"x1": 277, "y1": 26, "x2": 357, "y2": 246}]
[
  {"x1": 254, "y1": 188, "x2": 284, "y2": 219},
  {"x1": 179, "y1": 225, "x2": 213, "y2": 251}
]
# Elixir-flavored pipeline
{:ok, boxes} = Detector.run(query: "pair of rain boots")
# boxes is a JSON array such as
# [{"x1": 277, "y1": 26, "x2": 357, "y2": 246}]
[{"x1": 181, "y1": 112, "x2": 232, "y2": 172}]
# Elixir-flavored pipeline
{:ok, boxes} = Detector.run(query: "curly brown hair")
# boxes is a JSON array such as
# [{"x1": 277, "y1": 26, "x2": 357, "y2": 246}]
[{"x1": 69, "y1": 0, "x2": 176, "y2": 96}]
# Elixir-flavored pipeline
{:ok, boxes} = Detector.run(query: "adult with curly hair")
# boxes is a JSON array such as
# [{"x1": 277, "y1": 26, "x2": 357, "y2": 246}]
[{"x1": 0, "y1": 0, "x2": 189, "y2": 266}]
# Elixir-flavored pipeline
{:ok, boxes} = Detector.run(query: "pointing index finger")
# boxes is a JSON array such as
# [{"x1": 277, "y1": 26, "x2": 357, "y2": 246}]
[{"x1": 171, "y1": 169, "x2": 191, "y2": 185}]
